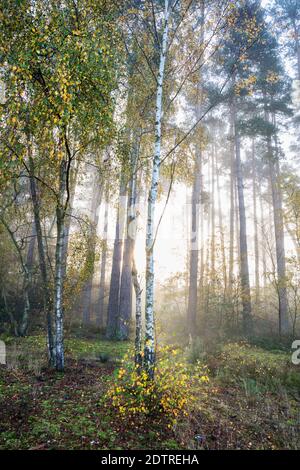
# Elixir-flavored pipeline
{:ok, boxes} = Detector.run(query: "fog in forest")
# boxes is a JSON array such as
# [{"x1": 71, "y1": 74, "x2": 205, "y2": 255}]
[{"x1": 0, "y1": 0, "x2": 299, "y2": 451}]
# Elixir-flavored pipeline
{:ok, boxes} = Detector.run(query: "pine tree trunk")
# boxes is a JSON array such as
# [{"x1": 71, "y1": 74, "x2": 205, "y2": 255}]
[
  {"x1": 232, "y1": 98, "x2": 253, "y2": 336},
  {"x1": 118, "y1": 140, "x2": 139, "y2": 340},
  {"x1": 187, "y1": 0, "x2": 205, "y2": 335},
  {"x1": 106, "y1": 169, "x2": 127, "y2": 339},
  {"x1": 228, "y1": 115, "x2": 235, "y2": 298},
  {"x1": 199, "y1": 195, "x2": 205, "y2": 314},
  {"x1": 259, "y1": 186, "x2": 267, "y2": 290},
  {"x1": 187, "y1": 145, "x2": 201, "y2": 335},
  {"x1": 97, "y1": 194, "x2": 109, "y2": 327},
  {"x1": 264, "y1": 103, "x2": 290, "y2": 336},
  {"x1": 82, "y1": 173, "x2": 103, "y2": 325},
  {"x1": 203, "y1": 190, "x2": 211, "y2": 321},
  {"x1": 235, "y1": 178, "x2": 240, "y2": 266},
  {"x1": 251, "y1": 140, "x2": 260, "y2": 306},
  {"x1": 133, "y1": 258, "x2": 142, "y2": 369},
  {"x1": 18, "y1": 273, "x2": 31, "y2": 337},
  {"x1": 267, "y1": 149, "x2": 290, "y2": 335},
  {"x1": 211, "y1": 143, "x2": 216, "y2": 288},
  {"x1": 216, "y1": 160, "x2": 227, "y2": 297},
  {"x1": 26, "y1": 222, "x2": 36, "y2": 272},
  {"x1": 28, "y1": 152, "x2": 55, "y2": 364},
  {"x1": 61, "y1": 161, "x2": 79, "y2": 280}
]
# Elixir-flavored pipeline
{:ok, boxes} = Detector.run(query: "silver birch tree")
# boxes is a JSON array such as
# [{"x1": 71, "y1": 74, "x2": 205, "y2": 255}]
[{"x1": 144, "y1": 0, "x2": 170, "y2": 379}]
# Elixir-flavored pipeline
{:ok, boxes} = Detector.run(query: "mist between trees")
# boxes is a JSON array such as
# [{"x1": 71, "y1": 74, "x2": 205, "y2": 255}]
[{"x1": 0, "y1": 0, "x2": 299, "y2": 377}]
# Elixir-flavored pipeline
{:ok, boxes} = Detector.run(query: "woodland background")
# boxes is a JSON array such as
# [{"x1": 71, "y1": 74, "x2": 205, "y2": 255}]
[{"x1": 0, "y1": 0, "x2": 299, "y2": 450}]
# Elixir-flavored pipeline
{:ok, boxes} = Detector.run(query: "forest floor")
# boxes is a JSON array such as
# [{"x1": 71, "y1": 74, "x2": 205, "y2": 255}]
[{"x1": 0, "y1": 333, "x2": 299, "y2": 450}]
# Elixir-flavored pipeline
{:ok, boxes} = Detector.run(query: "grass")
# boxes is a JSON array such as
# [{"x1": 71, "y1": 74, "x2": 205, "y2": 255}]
[
  {"x1": 0, "y1": 334, "x2": 299, "y2": 450},
  {"x1": 2, "y1": 333, "x2": 131, "y2": 362}
]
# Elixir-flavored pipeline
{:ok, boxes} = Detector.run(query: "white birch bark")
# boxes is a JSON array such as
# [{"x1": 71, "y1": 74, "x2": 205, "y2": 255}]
[
  {"x1": 144, "y1": 0, "x2": 170, "y2": 379},
  {"x1": 54, "y1": 159, "x2": 68, "y2": 371}
]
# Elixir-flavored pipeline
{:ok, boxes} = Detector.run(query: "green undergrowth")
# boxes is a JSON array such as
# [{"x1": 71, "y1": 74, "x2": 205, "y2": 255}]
[
  {"x1": 0, "y1": 334, "x2": 299, "y2": 450},
  {"x1": 208, "y1": 342, "x2": 300, "y2": 392},
  {"x1": 1, "y1": 333, "x2": 131, "y2": 365}
]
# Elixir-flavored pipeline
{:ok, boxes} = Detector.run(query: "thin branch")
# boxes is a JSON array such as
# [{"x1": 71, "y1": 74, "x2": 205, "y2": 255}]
[{"x1": 151, "y1": 158, "x2": 176, "y2": 250}]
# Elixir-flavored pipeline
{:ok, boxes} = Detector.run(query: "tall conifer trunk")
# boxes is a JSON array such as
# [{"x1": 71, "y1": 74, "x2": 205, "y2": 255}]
[{"x1": 231, "y1": 97, "x2": 253, "y2": 336}]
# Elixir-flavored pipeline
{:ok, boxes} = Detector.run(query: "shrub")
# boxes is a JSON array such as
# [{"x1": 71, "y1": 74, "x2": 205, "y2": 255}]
[{"x1": 105, "y1": 347, "x2": 209, "y2": 428}]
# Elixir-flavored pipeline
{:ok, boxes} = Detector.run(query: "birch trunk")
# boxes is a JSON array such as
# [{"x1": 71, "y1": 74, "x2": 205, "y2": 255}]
[
  {"x1": 144, "y1": 0, "x2": 170, "y2": 379},
  {"x1": 54, "y1": 159, "x2": 68, "y2": 372}
]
